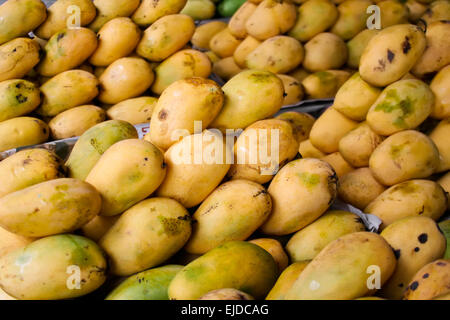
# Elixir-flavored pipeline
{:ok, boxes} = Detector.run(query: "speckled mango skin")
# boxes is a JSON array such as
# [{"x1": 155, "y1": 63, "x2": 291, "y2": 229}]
[
  {"x1": 37, "y1": 70, "x2": 99, "y2": 117},
  {"x1": 185, "y1": 180, "x2": 272, "y2": 254},
  {"x1": 0, "y1": 0, "x2": 47, "y2": 45},
  {"x1": 0, "y1": 79, "x2": 41, "y2": 122},
  {"x1": 359, "y1": 24, "x2": 426, "y2": 87},
  {"x1": 260, "y1": 158, "x2": 338, "y2": 236},
  {"x1": 286, "y1": 210, "x2": 366, "y2": 262},
  {"x1": 288, "y1": 0, "x2": 338, "y2": 42},
  {"x1": 106, "y1": 265, "x2": 183, "y2": 300},
  {"x1": 168, "y1": 241, "x2": 278, "y2": 300},
  {"x1": 37, "y1": 28, "x2": 98, "y2": 77},
  {"x1": 86, "y1": 139, "x2": 166, "y2": 217},
  {"x1": 209, "y1": 70, "x2": 284, "y2": 131},
  {"x1": 333, "y1": 72, "x2": 381, "y2": 122},
  {"x1": 380, "y1": 216, "x2": 446, "y2": 300},
  {"x1": 285, "y1": 232, "x2": 397, "y2": 300},
  {"x1": 0, "y1": 37, "x2": 40, "y2": 82},
  {"x1": 89, "y1": 0, "x2": 141, "y2": 32},
  {"x1": 35, "y1": 0, "x2": 97, "y2": 40},
  {"x1": 132, "y1": 0, "x2": 187, "y2": 27},
  {"x1": 0, "y1": 117, "x2": 49, "y2": 152},
  {"x1": 0, "y1": 149, "x2": 65, "y2": 198},
  {"x1": 149, "y1": 77, "x2": 224, "y2": 151},
  {"x1": 265, "y1": 261, "x2": 310, "y2": 300},
  {"x1": 404, "y1": 259, "x2": 450, "y2": 300},
  {"x1": 228, "y1": 119, "x2": 299, "y2": 184},
  {"x1": 100, "y1": 198, "x2": 191, "y2": 276},
  {"x1": 366, "y1": 79, "x2": 434, "y2": 136},
  {"x1": 65, "y1": 120, "x2": 138, "y2": 180},
  {"x1": 0, "y1": 234, "x2": 107, "y2": 300},
  {"x1": 156, "y1": 130, "x2": 231, "y2": 208},
  {"x1": 365, "y1": 180, "x2": 447, "y2": 229},
  {"x1": 137, "y1": 14, "x2": 195, "y2": 62},
  {"x1": 151, "y1": 49, "x2": 212, "y2": 96},
  {"x1": 0, "y1": 178, "x2": 101, "y2": 238},
  {"x1": 368, "y1": 130, "x2": 440, "y2": 186}
]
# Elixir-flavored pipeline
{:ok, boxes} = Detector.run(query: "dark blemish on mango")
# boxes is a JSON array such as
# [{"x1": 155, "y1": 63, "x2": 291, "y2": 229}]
[
  {"x1": 437, "y1": 261, "x2": 446, "y2": 266},
  {"x1": 158, "y1": 109, "x2": 168, "y2": 120},
  {"x1": 144, "y1": 157, "x2": 148, "y2": 161},
  {"x1": 22, "y1": 158, "x2": 32, "y2": 165},
  {"x1": 410, "y1": 281, "x2": 419, "y2": 291},
  {"x1": 161, "y1": 162, "x2": 166, "y2": 169},
  {"x1": 375, "y1": 59, "x2": 386, "y2": 71},
  {"x1": 418, "y1": 233, "x2": 428, "y2": 243},
  {"x1": 90, "y1": 138, "x2": 105, "y2": 155},
  {"x1": 414, "y1": 247, "x2": 420, "y2": 252},
  {"x1": 57, "y1": 32, "x2": 65, "y2": 41},
  {"x1": 158, "y1": 216, "x2": 186, "y2": 236},
  {"x1": 387, "y1": 50, "x2": 395, "y2": 63},
  {"x1": 394, "y1": 249, "x2": 401, "y2": 259},
  {"x1": 402, "y1": 37, "x2": 411, "y2": 54},
  {"x1": 16, "y1": 94, "x2": 27, "y2": 104},
  {"x1": 201, "y1": 203, "x2": 218, "y2": 216},
  {"x1": 249, "y1": 72, "x2": 273, "y2": 84},
  {"x1": 423, "y1": 273, "x2": 429, "y2": 279},
  {"x1": 398, "y1": 283, "x2": 404, "y2": 288},
  {"x1": 253, "y1": 189, "x2": 268, "y2": 198}
]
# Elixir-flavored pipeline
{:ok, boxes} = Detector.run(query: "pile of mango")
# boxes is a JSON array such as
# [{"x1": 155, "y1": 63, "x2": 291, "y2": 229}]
[{"x1": 0, "y1": 0, "x2": 449, "y2": 301}]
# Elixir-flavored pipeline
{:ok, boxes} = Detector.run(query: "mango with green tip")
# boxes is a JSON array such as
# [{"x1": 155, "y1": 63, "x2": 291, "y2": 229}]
[
  {"x1": 168, "y1": 241, "x2": 278, "y2": 300},
  {"x1": 106, "y1": 265, "x2": 183, "y2": 300},
  {"x1": 0, "y1": 234, "x2": 107, "y2": 300},
  {"x1": 65, "y1": 120, "x2": 138, "y2": 180},
  {"x1": 249, "y1": 238, "x2": 289, "y2": 274},
  {"x1": 0, "y1": 79, "x2": 41, "y2": 122},
  {"x1": 285, "y1": 232, "x2": 396, "y2": 300}
]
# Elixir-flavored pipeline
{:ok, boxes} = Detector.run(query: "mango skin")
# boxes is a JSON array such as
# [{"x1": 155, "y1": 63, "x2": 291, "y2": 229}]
[
  {"x1": 185, "y1": 180, "x2": 272, "y2": 254},
  {"x1": 106, "y1": 97, "x2": 157, "y2": 125},
  {"x1": 132, "y1": 0, "x2": 187, "y2": 27},
  {"x1": 249, "y1": 238, "x2": 289, "y2": 274},
  {"x1": 439, "y1": 220, "x2": 450, "y2": 260},
  {"x1": 331, "y1": 0, "x2": 372, "y2": 40},
  {"x1": 192, "y1": 21, "x2": 228, "y2": 50},
  {"x1": 89, "y1": 0, "x2": 141, "y2": 32},
  {"x1": 213, "y1": 57, "x2": 243, "y2": 81},
  {"x1": 228, "y1": 119, "x2": 299, "y2": 184},
  {"x1": 380, "y1": 216, "x2": 446, "y2": 300},
  {"x1": 86, "y1": 139, "x2": 166, "y2": 216},
  {"x1": 0, "y1": 117, "x2": 49, "y2": 152},
  {"x1": 303, "y1": 33, "x2": 348, "y2": 72},
  {"x1": 429, "y1": 118, "x2": 450, "y2": 173},
  {"x1": 430, "y1": 65, "x2": 450, "y2": 120},
  {"x1": 149, "y1": 77, "x2": 224, "y2": 151},
  {"x1": 233, "y1": 36, "x2": 261, "y2": 68},
  {"x1": 106, "y1": 265, "x2": 183, "y2": 300},
  {"x1": 209, "y1": 28, "x2": 242, "y2": 59},
  {"x1": 365, "y1": 180, "x2": 447, "y2": 229},
  {"x1": 285, "y1": 232, "x2": 397, "y2": 300},
  {"x1": 209, "y1": 70, "x2": 284, "y2": 131},
  {"x1": 320, "y1": 152, "x2": 354, "y2": 179},
  {"x1": 338, "y1": 167, "x2": 386, "y2": 210},
  {"x1": 49, "y1": 105, "x2": 106, "y2": 140},
  {"x1": 35, "y1": 0, "x2": 97, "y2": 39},
  {"x1": 100, "y1": 198, "x2": 190, "y2": 276},
  {"x1": 421, "y1": 0, "x2": 450, "y2": 25},
  {"x1": 275, "y1": 112, "x2": 315, "y2": 144},
  {"x1": 288, "y1": 0, "x2": 338, "y2": 42},
  {"x1": 404, "y1": 259, "x2": 450, "y2": 300},
  {"x1": 228, "y1": 2, "x2": 257, "y2": 39},
  {"x1": 65, "y1": 120, "x2": 138, "y2": 180},
  {"x1": 368, "y1": 130, "x2": 440, "y2": 186},
  {"x1": 0, "y1": 234, "x2": 107, "y2": 300},
  {"x1": 0, "y1": 79, "x2": 41, "y2": 122},
  {"x1": 0, "y1": 149, "x2": 65, "y2": 198},
  {"x1": 37, "y1": 70, "x2": 99, "y2": 117},
  {"x1": 0, "y1": 178, "x2": 101, "y2": 238},
  {"x1": 266, "y1": 261, "x2": 310, "y2": 300},
  {"x1": 302, "y1": 70, "x2": 351, "y2": 99},
  {"x1": 286, "y1": 210, "x2": 366, "y2": 262},
  {"x1": 151, "y1": 49, "x2": 212, "y2": 96},
  {"x1": 137, "y1": 14, "x2": 195, "y2": 62},
  {"x1": 0, "y1": 226, "x2": 32, "y2": 259},
  {"x1": 359, "y1": 24, "x2": 426, "y2": 87},
  {"x1": 0, "y1": 37, "x2": 40, "y2": 82},
  {"x1": 438, "y1": 172, "x2": 450, "y2": 208},
  {"x1": 89, "y1": 17, "x2": 141, "y2": 67},
  {"x1": 156, "y1": 130, "x2": 231, "y2": 208},
  {"x1": 333, "y1": 72, "x2": 382, "y2": 122},
  {"x1": 168, "y1": 241, "x2": 278, "y2": 300},
  {"x1": 37, "y1": 28, "x2": 98, "y2": 77},
  {"x1": 200, "y1": 288, "x2": 254, "y2": 300},
  {"x1": 0, "y1": 0, "x2": 47, "y2": 45},
  {"x1": 260, "y1": 158, "x2": 338, "y2": 236},
  {"x1": 346, "y1": 29, "x2": 379, "y2": 69},
  {"x1": 366, "y1": 79, "x2": 434, "y2": 136}
]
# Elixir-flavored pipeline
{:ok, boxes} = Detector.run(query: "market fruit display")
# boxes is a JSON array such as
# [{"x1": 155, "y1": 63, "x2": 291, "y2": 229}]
[{"x1": 0, "y1": 0, "x2": 449, "y2": 301}]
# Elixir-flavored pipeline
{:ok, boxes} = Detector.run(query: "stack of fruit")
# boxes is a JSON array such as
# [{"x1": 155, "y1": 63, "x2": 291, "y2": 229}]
[{"x1": 0, "y1": 0, "x2": 449, "y2": 301}]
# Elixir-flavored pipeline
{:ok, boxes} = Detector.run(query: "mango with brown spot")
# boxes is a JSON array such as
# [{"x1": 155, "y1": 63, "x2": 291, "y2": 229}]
[
  {"x1": 0, "y1": 79, "x2": 40, "y2": 122},
  {"x1": 275, "y1": 111, "x2": 315, "y2": 143},
  {"x1": 0, "y1": 38, "x2": 40, "y2": 82},
  {"x1": 132, "y1": 0, "x2": 187, "y2": 27}
]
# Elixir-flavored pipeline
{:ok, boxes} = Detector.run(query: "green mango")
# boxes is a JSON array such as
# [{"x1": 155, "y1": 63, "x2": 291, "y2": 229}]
[
  {"x1": 218, "y1": 0, "x2": 247, "y2": 17},
  {"x1": 65, "y1": 120, "x2": 138, "y2": 180},
  {"x1": 168, "y1": 241, "x2": 278, "y2": 300},
  {"x1": 106, "y1": 265, "x2": 183, "y2": 300},
  {"x1": 439, "y1": 220, "x2": 450, "y2": 259}
]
